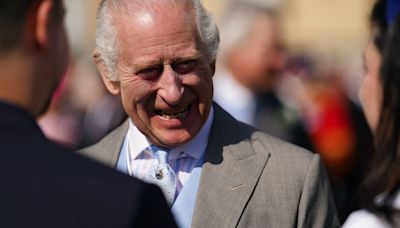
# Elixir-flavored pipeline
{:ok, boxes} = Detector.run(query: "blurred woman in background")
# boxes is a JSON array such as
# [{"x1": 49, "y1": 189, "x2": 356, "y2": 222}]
[{"x1": 343, "y1": 0, "x2": 400, "y2": 227}]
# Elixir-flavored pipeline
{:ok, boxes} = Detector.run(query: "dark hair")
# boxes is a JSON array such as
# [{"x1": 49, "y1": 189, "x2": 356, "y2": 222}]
[
  {"x1": 0, "y1": 0, "x2": 62, "y2": 53},
  {"x1": 361, "y1": 0, "x2": 400, "y2": 223},
  {"x1": 371, "y1": 0, "x2": 388, "y2": 52}
]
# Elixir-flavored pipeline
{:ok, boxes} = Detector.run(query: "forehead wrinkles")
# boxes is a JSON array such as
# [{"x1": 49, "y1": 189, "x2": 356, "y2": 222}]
[
  {"x1": 135, "y1": 31, "x2": 196, "y2": 51},
  {"x1": 111, "y1": 0, "x2": 197, "y2": 41},
  {"x1": 113, "y1": 1, "x2": 204, "y2": 63},
  {"x1": 121, "y1": 31, "x2": 202, "y2": 68},
  {"x1": 110, "y1": 0, "x2": 194, "y2": 23}
]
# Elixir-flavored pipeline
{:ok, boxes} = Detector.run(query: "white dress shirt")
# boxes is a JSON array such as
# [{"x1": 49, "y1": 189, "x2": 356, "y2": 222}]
[
  {"x1": 343, "y1": 191, "x2": 400, "y2": 228},
  {"x1": 126, "y1": 107, "x2": 214, "y2": 197},
  {"x1": 213, "y1": 70, "x2": 256, "y2": 125}
]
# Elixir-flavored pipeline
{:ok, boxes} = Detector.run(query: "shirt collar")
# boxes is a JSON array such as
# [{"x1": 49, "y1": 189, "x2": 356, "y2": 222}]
[
  {"x1": 127, "y1": 120, "x2": 152, "y2": 159},
  {"x1": 127, "y1": 106, "x2": 214, "y2": 161}
]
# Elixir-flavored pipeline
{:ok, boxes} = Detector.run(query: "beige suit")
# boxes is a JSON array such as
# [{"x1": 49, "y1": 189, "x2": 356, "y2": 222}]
[{"x1": 79, "y1": 104, "x2": 339, "y2": 228}]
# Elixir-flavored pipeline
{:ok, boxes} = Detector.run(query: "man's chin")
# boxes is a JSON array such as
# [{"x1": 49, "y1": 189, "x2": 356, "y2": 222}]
[{"x1": 149, "y1": 131, "x2": 194, "y2": 148}]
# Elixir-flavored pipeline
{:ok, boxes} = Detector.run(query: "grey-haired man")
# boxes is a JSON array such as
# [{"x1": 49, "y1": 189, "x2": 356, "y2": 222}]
[{"x1": 81, "y1": 0, "x2": 339, "y2": 227}]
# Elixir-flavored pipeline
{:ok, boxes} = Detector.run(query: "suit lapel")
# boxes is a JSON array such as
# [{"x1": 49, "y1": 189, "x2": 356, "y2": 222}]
[
  {"x1": 191, "y1": 105, "x2": 270, "y2": 228},
  {"x1": 79, "y1": 120, "x2": 129, "y2": 168},
  {"x1": 81, "y1": 106, "x2": 271, "y2": 227}
]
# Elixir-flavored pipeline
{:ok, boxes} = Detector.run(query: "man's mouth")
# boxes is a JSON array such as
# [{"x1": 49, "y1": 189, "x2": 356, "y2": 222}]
[{"x1": 155, "y1": 104, "x2": 192, "y2": 120}]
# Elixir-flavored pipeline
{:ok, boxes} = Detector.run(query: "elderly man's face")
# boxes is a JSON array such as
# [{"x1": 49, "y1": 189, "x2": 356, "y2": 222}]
[
  {"x1": 230, "y1": 14, "x2": 284, "y2": 92},
  {"x1": 107, "y1": 6, "x2": 214, "y2": 147}
]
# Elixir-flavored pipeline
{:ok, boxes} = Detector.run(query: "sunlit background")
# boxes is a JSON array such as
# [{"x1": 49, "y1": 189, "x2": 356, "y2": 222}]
[
  {"x1": 35, "y1": 0, "x2": 377, "y2": 223},
  {"x1": 40, "y1": 0, "x2": 374, "y2": 145}
]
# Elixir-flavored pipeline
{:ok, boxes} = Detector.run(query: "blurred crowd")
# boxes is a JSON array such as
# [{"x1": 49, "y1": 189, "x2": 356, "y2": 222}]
[
  {"x1": 38, "y1": 58, "x2": 126, "y2": 147},
  {"x1": 37, "y1": 0, "x2": 385, "y2": 224}
]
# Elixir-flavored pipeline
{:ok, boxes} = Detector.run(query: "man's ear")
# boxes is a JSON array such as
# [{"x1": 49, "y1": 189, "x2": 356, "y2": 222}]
[
  {"x1": 209, "y1": 59, "x2": 216, "y2": 77},
  {"x1": 34, "y1": 0, "x2": 54, "y2": 50},
  {"x1": 93, "y1": 51, "x2": 120, "y2": 95}
]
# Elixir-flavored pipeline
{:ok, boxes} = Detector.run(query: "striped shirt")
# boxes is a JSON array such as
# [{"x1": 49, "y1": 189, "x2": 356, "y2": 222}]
[{"x1": 126, "y1": 107, "x2": 214, "y2": 197}]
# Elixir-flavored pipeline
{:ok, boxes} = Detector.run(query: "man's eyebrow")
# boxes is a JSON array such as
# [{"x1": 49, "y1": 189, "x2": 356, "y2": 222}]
[
  {"x1": 132, "y1": 58, "x2": 163, "y2": 70},
  {"x1": 173, "y1": 52, "x2": 205, "y2": 62},
  {"x1": 137, "y1": 54, "x2": 203, "y2": 67}
]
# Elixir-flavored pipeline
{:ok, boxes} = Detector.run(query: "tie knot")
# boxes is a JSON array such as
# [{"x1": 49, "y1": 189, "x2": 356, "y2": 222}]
[{"x1": 150, "y1": 145, "x2": 170, "y2": 163}]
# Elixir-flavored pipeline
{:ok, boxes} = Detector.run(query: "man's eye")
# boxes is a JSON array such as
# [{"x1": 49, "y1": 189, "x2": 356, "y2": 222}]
[
  {"x1": 137, "y1": 67, "x2": 163, "y2": 79},
  {"x1": 172, "y1": 60, "x2": 197, "y2": 74}
]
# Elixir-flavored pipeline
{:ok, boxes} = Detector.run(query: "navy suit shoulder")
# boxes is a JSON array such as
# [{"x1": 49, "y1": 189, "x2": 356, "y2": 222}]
[{"x1": 0, "y1": 102, "x2": 177, "y2": 228}]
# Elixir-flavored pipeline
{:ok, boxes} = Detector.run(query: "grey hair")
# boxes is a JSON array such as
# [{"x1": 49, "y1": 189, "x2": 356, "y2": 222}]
[
  {"x1": 94, "y1": 0, "x2": 219, "y2": 81},
  {"x1": 218, "y1": 1, "x2": 278, "y2": 62}
]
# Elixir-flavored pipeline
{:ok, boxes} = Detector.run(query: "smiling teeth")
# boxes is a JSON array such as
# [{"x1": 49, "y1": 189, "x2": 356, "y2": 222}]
[{"x1": 160, "y1": 106, "x2": 189, "y2": 119}]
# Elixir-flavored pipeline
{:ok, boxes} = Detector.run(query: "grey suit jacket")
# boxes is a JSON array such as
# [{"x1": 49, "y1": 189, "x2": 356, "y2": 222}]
[{"x1": 79, "y1": 104, "x2": 339, "y2": 228}]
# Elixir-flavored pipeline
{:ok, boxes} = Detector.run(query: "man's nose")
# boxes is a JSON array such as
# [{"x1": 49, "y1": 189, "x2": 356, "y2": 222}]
[{"x1": 157, "y1": 66, "x2": 184, "y2": 105}]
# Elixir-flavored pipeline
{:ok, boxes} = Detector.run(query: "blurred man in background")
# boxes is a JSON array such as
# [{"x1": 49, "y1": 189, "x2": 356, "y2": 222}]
[
  {"x1": 214, "y1": 1, "x2": 373, "y2": 223},
  {"x1": 214, "y1": 1, "x2": 314, "y2": 150},
  {"x1": 0, "y1": 0, "x2": 176, "y2": 227}
]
